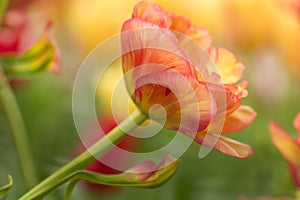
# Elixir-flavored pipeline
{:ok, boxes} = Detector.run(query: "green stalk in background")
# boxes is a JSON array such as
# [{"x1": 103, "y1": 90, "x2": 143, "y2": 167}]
[{"x1": 0, "y1": 81, "x2": 38, "y2": 189}]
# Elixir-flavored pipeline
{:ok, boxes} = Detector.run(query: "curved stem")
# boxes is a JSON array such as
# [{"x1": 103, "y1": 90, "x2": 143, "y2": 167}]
[
  {"x1": 19, "y1": 109, "x2": 148, "y2": 200},
  {"x1": 0, "y1": 82, "x2": 38, "y2": 189}
]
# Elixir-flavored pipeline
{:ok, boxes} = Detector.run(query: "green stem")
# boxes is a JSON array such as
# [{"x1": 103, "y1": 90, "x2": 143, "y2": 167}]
[
  {"x1": 0, "y1": 82, "x2": 38, "y2": 189},
  {"x1": 19, "y1": 109, "x2": 148, "y2": 200},
  {"x1": 296, "y1": 189, "x2": 300, "y2": 200}
]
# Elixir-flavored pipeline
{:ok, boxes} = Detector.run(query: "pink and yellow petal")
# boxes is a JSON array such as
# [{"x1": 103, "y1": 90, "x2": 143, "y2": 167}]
[
  {"x1": 169, "y1": 14, "x2": 212, "y2": 50},
  {"x1": 287, "y1": 160, "x2": 300, "y2": 188},
  {"x1": 211, "y1": 83, "x2": 242, "y2": 118},
  {"x1": 221, "y1": 106, "x2": 256, "y2": 134},
  {"x1": 195, "y1": 132, "x2": 253, "y2": 159},
  {"x1": 132, "y1": 1, "x2": 211, "y2": 50},
  {"x1": 194, "y1": 83, "x2": 242, "y2": 136},
  {"x1": 209, "y1": 47, "x2": 245, "y2": 84},
  {"x1": 207, "y1": 105, "x2": 256, "y2": 134},
  {"x1": 132, "y1": 1, "x2": 172, "y2": 28},
  {"x1": 134, "y1": 72, "x2": 216, "y2": 133},
  {"x1": 293, "y1": 113, "x2": 300, "y2": 138},
  {"x1": 270, "y1": 119, "x2": 300, "y2": 188},
  {"x1": 225, "y1": 81, "x2": 248, "y2": 99},
  {"x1": 270, "y1": 121, "x2": 300, "y2": 166},
  {"x1": 121, "y1": 18, "x2": 198, "y2": 82}
]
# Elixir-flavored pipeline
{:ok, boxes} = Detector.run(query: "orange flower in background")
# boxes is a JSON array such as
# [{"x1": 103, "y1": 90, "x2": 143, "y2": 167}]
[
  {"x1": 121, "y1": 1, "x2": 256, "y2": 159},
  {"x1": 270, "y1": 113, "x2": 300, "y2": 188}
]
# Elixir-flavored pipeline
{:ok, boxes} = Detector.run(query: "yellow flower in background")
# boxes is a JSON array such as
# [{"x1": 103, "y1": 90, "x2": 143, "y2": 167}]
[
  {"x1": 270, "y1": 113, "x2": 300, "y2": 188},
  {"x1": 59, "y1": 0, "x2": 300, "y2": 79},
  {"x1": 96, "y1": 60, "x2": 137, "y2": 118}
]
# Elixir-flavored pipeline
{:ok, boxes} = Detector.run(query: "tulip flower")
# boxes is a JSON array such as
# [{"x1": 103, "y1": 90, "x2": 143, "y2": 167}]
[
  {"x1": 0, "y1": 9, "x2": 59, "y2": 75},
  {"x1": 270, "y1": 113, "x2": 300, "y2": 189},
  {"x1": 121, "y1": 1, "x2": 256, "y2": 159}
]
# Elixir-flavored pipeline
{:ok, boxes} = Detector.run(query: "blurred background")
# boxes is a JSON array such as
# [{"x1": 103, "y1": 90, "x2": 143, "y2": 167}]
[{"x1": 0, "y1": 0, "x2": 300, "y2": 199}]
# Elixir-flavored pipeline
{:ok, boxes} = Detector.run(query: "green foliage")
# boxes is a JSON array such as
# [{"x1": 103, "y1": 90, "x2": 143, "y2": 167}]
[{"x1": 0, "y1": 0, "x2": 7, "y2": 23}]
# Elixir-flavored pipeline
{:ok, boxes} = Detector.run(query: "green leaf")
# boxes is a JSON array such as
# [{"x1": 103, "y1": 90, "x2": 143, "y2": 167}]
[
  {"x1": 1, "y1": 23, "x2": 59, "y2": 76},
  {"x1": 64, "y1": 155, "x2": 180, "y2": 199},
  {"x1": 0, "y1": 175, "x2": 13, "y2": 200},
  {"x1": 0, "y1": 0, "x2": 7, "y2": 23}
]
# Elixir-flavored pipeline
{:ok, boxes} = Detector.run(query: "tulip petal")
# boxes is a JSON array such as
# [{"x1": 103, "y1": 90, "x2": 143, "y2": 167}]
[
  {"x1": 210, "y1": 83, "x2": 242, "y2": 119},
  {"x1": 197, "y1": 88, "x2": 246, "y2": 139},
  {"x1": 121, "y1": 18, "x2": 198, "y2": 83},
  {"x1": 288, "y1": 160, "x2": 300, "y2": 188},
  {"x1": 217, "y1": 106, "x2": 257, "y2": 134},
  {"x1": 132, "y1": 1, "x2": 211, "y2": 50},
  {"x1": 209, "y1": 47, "x2": 245, "y2": 84},
  {"x1": 293, "y1": 113, "x2": 300, "y2": 139},
  {"x1": 269, "y1": 121, "x2": 300, "y2": 187},
  {"x1": 134, "y1": 72, "x2": 216, "y2": 134},
  {"x1": 170, "y1": 15, "x2": 212, "y2": 51},
  {"x1": 195, "y1": 132, "x2": 253, "y2": 158},
  {"x1": 133, "y1": 1, "x2": 172, "y2": 28},
  {"x1": 225, "y1": 81, "x2": 248, "y2": 98},
  {"x1": 269, "y1": 121, "x2": 300, "y2": 165}
]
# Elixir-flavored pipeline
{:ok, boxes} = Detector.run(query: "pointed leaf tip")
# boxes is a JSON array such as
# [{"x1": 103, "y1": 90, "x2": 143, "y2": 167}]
[{"x1": 0, "y1": 175, "x2": 13, "y2": 199}]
